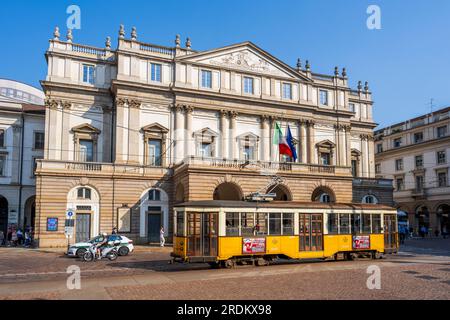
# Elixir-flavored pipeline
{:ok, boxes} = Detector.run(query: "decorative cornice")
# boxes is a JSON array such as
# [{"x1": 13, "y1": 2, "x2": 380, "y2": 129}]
[{"x1": 116, "y1": 98, "x2": 141, "y2": 109}]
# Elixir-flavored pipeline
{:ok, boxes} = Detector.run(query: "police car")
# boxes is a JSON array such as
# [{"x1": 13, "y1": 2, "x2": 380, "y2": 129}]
[{"x1": 66, "y1": 234, "x2": 134, "y2": 258}]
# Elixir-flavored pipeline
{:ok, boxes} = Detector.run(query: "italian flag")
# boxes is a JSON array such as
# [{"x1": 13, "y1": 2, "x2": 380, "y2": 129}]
[{"x1": 273, "y1": 122, "x2": 294, "y2": 158}]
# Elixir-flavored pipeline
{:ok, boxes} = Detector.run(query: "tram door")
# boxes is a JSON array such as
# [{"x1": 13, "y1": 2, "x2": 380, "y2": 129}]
[
  {"x1": 384, "y1": 214, "x2": 398, "y2": 250},
  {"x1": 299, "y1": 214, "x2": 323, "y2": 251},
  {"x1": 187, "y1": 213, "x2": 218, "y2": 257}
]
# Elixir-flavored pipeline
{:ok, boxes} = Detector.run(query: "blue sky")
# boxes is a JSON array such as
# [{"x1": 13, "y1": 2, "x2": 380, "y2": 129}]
[{"x1": 1, "y1": 0, "x2": 449, "y2": 128}]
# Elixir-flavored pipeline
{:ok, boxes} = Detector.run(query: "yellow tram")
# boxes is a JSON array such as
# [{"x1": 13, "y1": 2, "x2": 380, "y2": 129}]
[{"x1": 171, "y1": 200, "x2": 398, "y2": 267}]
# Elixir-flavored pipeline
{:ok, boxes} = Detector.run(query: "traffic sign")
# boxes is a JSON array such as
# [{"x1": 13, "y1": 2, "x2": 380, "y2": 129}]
[
  {"x1": 64, "y1": 226, "x2": 74, "y2": 238},
  {"x1": 66, "y1": 209, "x2": 74, "y2": 219}
]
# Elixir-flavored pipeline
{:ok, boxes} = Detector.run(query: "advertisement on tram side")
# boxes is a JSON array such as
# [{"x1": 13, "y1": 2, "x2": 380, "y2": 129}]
[
  {"x1": 243, "y1": 238, "x2": 266, "y2": 254},
  {"x1": 352, "y1": 235, "x2": 370, "y2": 249}
]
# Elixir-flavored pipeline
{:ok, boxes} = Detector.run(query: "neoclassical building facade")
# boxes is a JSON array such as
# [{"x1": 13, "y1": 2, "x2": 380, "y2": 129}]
[{"x1": 35, "y1": 26, "x2": 388, "y2": 247}]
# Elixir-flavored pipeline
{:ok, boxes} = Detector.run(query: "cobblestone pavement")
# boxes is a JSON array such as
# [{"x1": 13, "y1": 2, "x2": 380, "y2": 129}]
[{"x1": 0, "y1": 240, "x2": 448, "y2": 300}]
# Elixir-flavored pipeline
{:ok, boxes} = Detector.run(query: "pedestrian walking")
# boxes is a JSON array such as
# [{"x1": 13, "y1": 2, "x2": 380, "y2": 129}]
[
  {"x1": 160, "y1": 226, "x2": 165, "y2": 247},
  {"x1": 24, "y1": 230, "x2": 31, "y2": 247},
  {"x1": 11, "y1": 229, "x2": 18, "y2": 246},
  {"x1": 0, "y1": 230, "x2": 4, "y2": 246},
  {"x1": 6, "y1": 228, "x2": 12, "y2": 246},
  {"x1": 17, "y1": 229, "x2": 24, "y2": 245},
  {"x1": 442, "y1": 225, "x2": 448, "y2": 239}
]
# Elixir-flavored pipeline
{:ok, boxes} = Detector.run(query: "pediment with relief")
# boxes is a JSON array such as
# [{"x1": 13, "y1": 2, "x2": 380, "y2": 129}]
[{"x1": 179, "y1": 42, "x2": 310, "y2": 81}]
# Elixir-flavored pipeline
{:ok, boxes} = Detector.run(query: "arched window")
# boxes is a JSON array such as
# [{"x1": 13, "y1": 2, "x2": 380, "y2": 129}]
[
  {"x1": 149, "y1": 189, "x2": 161, "y2": 201},
  {"x1": 319, "y1": 193, "x2": 331, "y2": 203},
  {"x1": 362, "y1": 195, "x2": 378, "y2": 204},
  {"x1": 77, "y1": 187, "x2": 91, "y2": 199}
]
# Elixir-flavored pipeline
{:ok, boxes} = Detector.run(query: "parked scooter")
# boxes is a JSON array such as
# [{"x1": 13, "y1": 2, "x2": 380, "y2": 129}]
[{"x1": 82, "y1": 240, "x2": 120, "y2": 262}]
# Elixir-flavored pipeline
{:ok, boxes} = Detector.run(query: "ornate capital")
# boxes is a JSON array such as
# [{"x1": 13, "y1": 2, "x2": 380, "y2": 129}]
[
  {"x1": 184, "y1": 105, "x2": 194, "y2": 114},
  {"x1": 116, "y1": 98, "x2": 141, "y2": 109},
  {"x1": 229, "y1": 111, "x2": 238, "y2": 119},
  {"x1": 61, "y1": 100, "x2": 72, "y2": 109},
  {"x1": 220, "y1": 109, "x2": 229, "y2": 118},
  {"x1": 128, "y1": 99, "x2": 141, "y2": 109},
  {"x1": 116, "y1": 98, "x2": 127, "y2": 107},
  {"x1": 306, "y1": 119, "x2": 315, "y2": 127},
  {"x1": 45, "y1": 98, "x2": 59, "y2": 110}
]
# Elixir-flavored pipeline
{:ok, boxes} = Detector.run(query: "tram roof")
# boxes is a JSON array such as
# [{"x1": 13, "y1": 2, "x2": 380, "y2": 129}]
[{"x1": 174, "y1": 201, "x2": 395, "y2": 211}]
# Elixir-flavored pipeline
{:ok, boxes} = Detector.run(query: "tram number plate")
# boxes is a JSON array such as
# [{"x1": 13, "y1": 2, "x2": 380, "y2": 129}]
[
  {"x1": 353, "y1": 235, "x2": 370, "y2": 249},
  {"x1": 243, "y1": 238, "x2": 266, "y2": 254}
]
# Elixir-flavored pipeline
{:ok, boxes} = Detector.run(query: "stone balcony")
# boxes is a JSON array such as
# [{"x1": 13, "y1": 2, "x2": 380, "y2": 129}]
[
  {"x1": 352, "y1": 177, "x2": 393, "y2": 187},
  {"x1": 174, "y1": 156, "x2": 353, "y2": 177},
  {"x1": 36, "y1": 159, "x2": 172, "y2": 178}
]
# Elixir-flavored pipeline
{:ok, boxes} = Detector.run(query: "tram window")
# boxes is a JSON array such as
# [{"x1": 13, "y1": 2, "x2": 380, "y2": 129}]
[
  {"x1": 339, "y1": 213, "x2": 350, "y2": 234},
  {"x1": 282, "y1": 213, "x2": 294, "y2": 235},
  {"x1": 269, "y1": 213, "x2": 282, "y2": 235},
  {"x1": 362, "y1": 214, "x2": 371, "y2": 233},
  {"x1": 255, "y1": 213, "x2": 268, "y2": 235},
  {"x1": 176, "y1": 212, "x2": 185, "y2": 236},
  {"x1": 241, "y1": 213, "x2": 255, "y2": 236},
  {"x1": 372, "y1": 214, "x2": 382, "y2": 233},
  {"x1": 327, "y1": 213, "x2": 338, "y2": 234},
  {"x1": 225, "y1": 212, "x2": 240, "y2": 236},
  {"x1": 351, "y1": 214, "x2": 362, "y2": 234}
]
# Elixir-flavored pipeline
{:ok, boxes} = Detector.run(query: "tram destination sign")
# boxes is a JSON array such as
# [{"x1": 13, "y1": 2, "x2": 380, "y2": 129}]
[
  {"x1": 243, "y1": 238, "x2": 266, "y2": 254},
  {"x1": 352, "y1": 235, "x2": 370, "y2": 249}
]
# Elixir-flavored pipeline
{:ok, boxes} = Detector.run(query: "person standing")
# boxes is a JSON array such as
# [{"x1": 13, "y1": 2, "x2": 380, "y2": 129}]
[
  {"x1": 0, "y1": 230, "x2": 4, "y2": 246},
  {"x1": 112, "y1": 227, "x2": 118, "y2": 235},
  {"x1": 160, "y1": 226, "x2": 165, "y2": 247}
]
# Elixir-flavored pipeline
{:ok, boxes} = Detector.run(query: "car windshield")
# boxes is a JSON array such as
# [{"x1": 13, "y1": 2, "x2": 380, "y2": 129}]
[{"x1": 88, "y1": 236, "x2": 105, "y2": 243}]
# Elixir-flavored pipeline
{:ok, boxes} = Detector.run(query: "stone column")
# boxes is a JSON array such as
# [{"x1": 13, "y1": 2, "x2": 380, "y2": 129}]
[
  {"x1": 219, "y1": 110, "x2": 228, "y2": 159},
  {"x1": 229, "y1": 111, "x2": 237, "y2": 159},
  {"x1": 11, "y1": 124, "x2": 22, "y2": 184},
  {"x1": 127, "y1": 99, "x2": 141, "y2": 164},
  {"x1": 261, "y1": 115, "x2": 270, "y2": 161},
  {"x1": 360, "y1": 134, "x2": 368, "y2": 177},
  {"x1": 102, "y1": 105, "x2": 112, "y2": 163},
  {"x1": 269, "y1": 116, "x2": 276, "y2": 162},
  {"x1": 345, "y1": 126, "x2": 352, "y2": 167},
  {"x1": 299, "y1": 120, "x2": 307, "y2": 163},
  {"x1": 307, "y1": 120, "x2": 315, "y2": 164},
  {"x1": 174, "y1": 104, "x2": 184, "y2": 163},
  {"x1": 44, "y1": 99, "x2": 63, "y2": 160},
  {"x1": 184, "y1": 106, "x2": 194, "y2": 157},
  {"x1": 115, "y1": 98, "x2": 127, "y2": 163},
  {"x1": 367, "y1": 135, "x2": 375, "y2": 178},
  {"x1": 61, "y1": 102, "x2": 72, "y2": 161}
]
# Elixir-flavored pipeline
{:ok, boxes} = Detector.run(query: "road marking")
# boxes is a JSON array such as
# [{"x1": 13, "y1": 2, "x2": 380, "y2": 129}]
[{"x1": 0, "y1": 267, "x2": 136, "y2": 278}]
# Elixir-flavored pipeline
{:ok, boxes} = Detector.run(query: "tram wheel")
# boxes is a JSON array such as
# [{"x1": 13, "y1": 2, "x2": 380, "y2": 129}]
[
  {"x1": 224, "y1": 259, "x2": 236, "y2": 269},
  {"x1": 256, "y1": 258, "x2": 268, "y2": 266}
]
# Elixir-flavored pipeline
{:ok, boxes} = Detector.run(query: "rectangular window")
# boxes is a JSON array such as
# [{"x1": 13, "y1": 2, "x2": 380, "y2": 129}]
[
  {"x1": 82, "y1": 64, "x2": 95, "y2": 84},
  {"x1": 351, "y1": 214, "x2": 361, "y2": 234},
  {"x1": 375, "y1": 164, "x2": 381, "y2": 174},
  {"x1": 415, "y1": 155, "x2": 423, "y2": 168},
  {"x1": 349, "y1": 103, "x2": 355, "y2": 113},
  {"x1": 0, "y1": 154, "x2": 5, "y2": 176},
  {"x1": 396, "y1": 178, "x2": 404, "y2": 191},
  {"x1": 243, "y1": 77, "x2": 254, "y2": 94},
  {"x1": 351, "y1": 160, "x2": 358, "y2": 177},
  {"x1": 393, "y1": 138, "x2": 402, "y2": 148},
  {"x1": 437, "y1": 126, "x2": 447, "y2": 138},
  {"x1": 268, "y1": 213, "x2": 282, "y2": 235},
  {"x1": 225, "y1": 212, "x2": 240, "y2": 236},
  {"x1": 395, "y1": 159, "x2": 403, "y2": 171},
  {"x1": 319, "y1": 90, "x2": 328, "y2": 105},
  {"x1": 327, "y1": 213, "x2": 338, "y2": 234},
  {"x1": 282, "y1": 83, "x2": 292, "y2": 99},
  {"x1": 176, "y1": 212, "x2": 185, "y2": 236},
  {"x1": 320, "y1": 152, "x2": 330, "y2": 165},
  {"x1": 148, "y1": 139, "x2": 162, "y2": 166},
  {"x1": 201, "y1": 70, "x2": 212, "y2": 88},
  {"x1": 372, "y1": 214, "x2": 382, "y2": 233},
  {"x1": 376, "y1": 143, "x2": 383, "y2": 153},
  {"x1": 438, "y1": 172, "x2": 447, "y2": 187},
  {"x1": 416, "y1": 175, "x2": 424, "y2": 191},
  {"x1": 79, "y1": 139, "x2": 94, "y2": 162},
  {"x1": 199, "y1": 142, "x2": 212, "y2": 158},
  {"x1": 34, "y1": 132, "x2": 45, "y2": 150},
  {"x1": 413, "y1": 132, "x2": 423, "y2": 143},
  {"x1": 0, "y1": 129, "x2": 4, "y2": 147},
  {"x1": 282, "y1": 213, "x2": 294, "y2": 235},
  {"x1": 339, "y1": 213, "x2": 350, "y2": 234},
  {"x1": 255, "y1": 213, "x2": 267, "y2": 235},
  {"x1": 362, "y1": 214, "x2": 371, "y2": 233},
  {"x1": 437, "y1": 151, "x2": 446, "y2": 164},
  {"x1": 240, "y1": 213, "x2": 255, "y2": 236},
  {"x1": 243, "y1": 145, "x2": 255, "y2": 161},
  {"x1": 150, "y1": 63, "x2": 162, "y2": 82}
]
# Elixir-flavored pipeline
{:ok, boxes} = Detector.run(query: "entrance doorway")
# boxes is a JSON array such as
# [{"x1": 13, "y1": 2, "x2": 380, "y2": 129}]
[
  {"x1": 147, "y1": 206, "x2": 162, "y2": 243},
  {"x1": 0, "y1": 196, "x2": 7, "y2": 234},
  {"x1": 384, "y1": 214, "x2": 397, "y2": 251},
  {"x1": 187, "y1": 212, "x2": 218, "y2": 257},
  {"x1": 75, "y1": 212, "x2": 91, "y2": 243}
]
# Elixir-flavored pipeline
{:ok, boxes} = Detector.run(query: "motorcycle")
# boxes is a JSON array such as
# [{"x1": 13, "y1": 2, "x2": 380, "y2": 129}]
[{"x1": 82, "y1": 240, "x2": 121, "y2": 262}]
